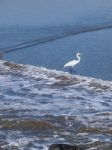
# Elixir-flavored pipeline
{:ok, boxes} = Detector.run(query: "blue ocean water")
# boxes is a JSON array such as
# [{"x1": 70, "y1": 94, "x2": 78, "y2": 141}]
[
  {"x1": 0, "y1": 1, "x2": 112, "y2": 80},
  {"x1": 0, "y1": 1, "x2": 112, "y2": 149},
  {"x1": 0, "y1": 23, "x2": 112, "y2": 80}
]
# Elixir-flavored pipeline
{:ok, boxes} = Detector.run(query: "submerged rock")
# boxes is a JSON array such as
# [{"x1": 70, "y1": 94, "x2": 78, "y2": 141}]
[{"x1": 48, "y1": 144, "x2": 84, "y2": 150}]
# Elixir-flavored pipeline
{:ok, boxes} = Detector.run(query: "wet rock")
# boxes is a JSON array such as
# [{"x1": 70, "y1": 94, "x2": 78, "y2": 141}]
[
  {"x1": 89, "y1": 82, "x2": 110, "y2": 91},
  {"x1": 0, "y1": 119, "x2": 54, "y2": 131},
  {"x1": 48, "y1": 144, "x2": 84, "y2": 150},
  {"x1": 54, "y1": 75, "x2": 80, "y2": 86},
  {"x1": 3, "y1": 61, "x2": 23, "y2": 69}
]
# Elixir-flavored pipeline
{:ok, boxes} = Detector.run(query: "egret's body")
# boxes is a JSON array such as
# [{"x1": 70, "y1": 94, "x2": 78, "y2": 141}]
[{"x1": 64, "y1": 52, "x2": 81, "y2": 74}]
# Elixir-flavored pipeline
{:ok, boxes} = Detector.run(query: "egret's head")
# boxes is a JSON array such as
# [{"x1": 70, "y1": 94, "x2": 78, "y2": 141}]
[{"x1": 76, "y1": 52, "x2": 81, "y2": 56}]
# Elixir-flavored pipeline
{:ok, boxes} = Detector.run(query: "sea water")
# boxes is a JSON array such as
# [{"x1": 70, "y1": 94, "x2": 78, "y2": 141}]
[
  {"x1": 1, "y1": 23, "x2": 112, "y2": 80},
  {"x1": 0, "y1": 0, "x2": 112, "y2": 149},
  {"x1": 0, "y1": 60, "x2": 112, "y2": 150}
]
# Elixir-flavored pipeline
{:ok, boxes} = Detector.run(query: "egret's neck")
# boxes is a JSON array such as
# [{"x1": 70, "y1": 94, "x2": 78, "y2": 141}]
[{"x1": 77, "y1": 55, "x2": 80, "y2": 62}]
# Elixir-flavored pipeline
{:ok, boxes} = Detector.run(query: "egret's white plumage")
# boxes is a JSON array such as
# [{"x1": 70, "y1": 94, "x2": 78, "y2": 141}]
[{"x1": 64, "y1": 52, "x2": 81, "y2": 73}]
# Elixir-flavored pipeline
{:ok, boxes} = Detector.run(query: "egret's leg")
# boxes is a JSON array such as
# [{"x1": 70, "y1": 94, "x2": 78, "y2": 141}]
[
  {"x1": 69, "y1": 68, "x2": 77, "y2": 74},
  {"x1": 0, "y1": 52, "x2": 3, "y2": 60},
  {"x1": 69, "y1": 68, "x2": 73, "y2": 74}
]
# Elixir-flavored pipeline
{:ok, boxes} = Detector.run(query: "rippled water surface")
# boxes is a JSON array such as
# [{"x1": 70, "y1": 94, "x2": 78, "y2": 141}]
[
  {"x1": 0, "y1": 60, "x2": 112, "y2": 150},
  {"x1": 0, "y1": 1, "x2": 112, "y2": 149},
  {"x1": 0, "y1": 24, "x2": 112, "y2": 80}
]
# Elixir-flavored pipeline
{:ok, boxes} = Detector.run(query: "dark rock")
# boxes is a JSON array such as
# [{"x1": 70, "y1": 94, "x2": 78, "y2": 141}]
[{"x1": 48, "y1": 144, "x2": 84, "y2": 150}]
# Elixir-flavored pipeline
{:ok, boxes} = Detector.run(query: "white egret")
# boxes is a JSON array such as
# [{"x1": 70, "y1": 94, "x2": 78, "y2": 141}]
[{"x1": 64, "y1": 52, "x2": 81, "y2": 74}]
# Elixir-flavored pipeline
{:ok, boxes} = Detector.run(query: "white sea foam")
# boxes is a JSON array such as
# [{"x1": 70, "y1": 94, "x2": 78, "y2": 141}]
[
  {"x1": 0, "y1": 60, "x2": 112, "y2": 114},
  {"x1": 0, "y1": 60, "x2": 112, "y2": 149}
]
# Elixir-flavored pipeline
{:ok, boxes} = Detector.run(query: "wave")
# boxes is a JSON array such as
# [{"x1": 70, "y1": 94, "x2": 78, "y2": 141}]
[
  {"x1": 1, "y1": 60, "x2": 112, "y2": 89},
  {"x1": 1, "y1": 22, "x2": 112, "y2": 54},
  {"x1": 0, "y1": 60, "x2": 112, "y2": 149}
]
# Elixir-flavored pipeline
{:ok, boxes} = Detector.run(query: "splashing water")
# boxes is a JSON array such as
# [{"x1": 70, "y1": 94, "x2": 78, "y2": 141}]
[{"x1": 0, "y1": 60, "x2": 112, "y2": 149}]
